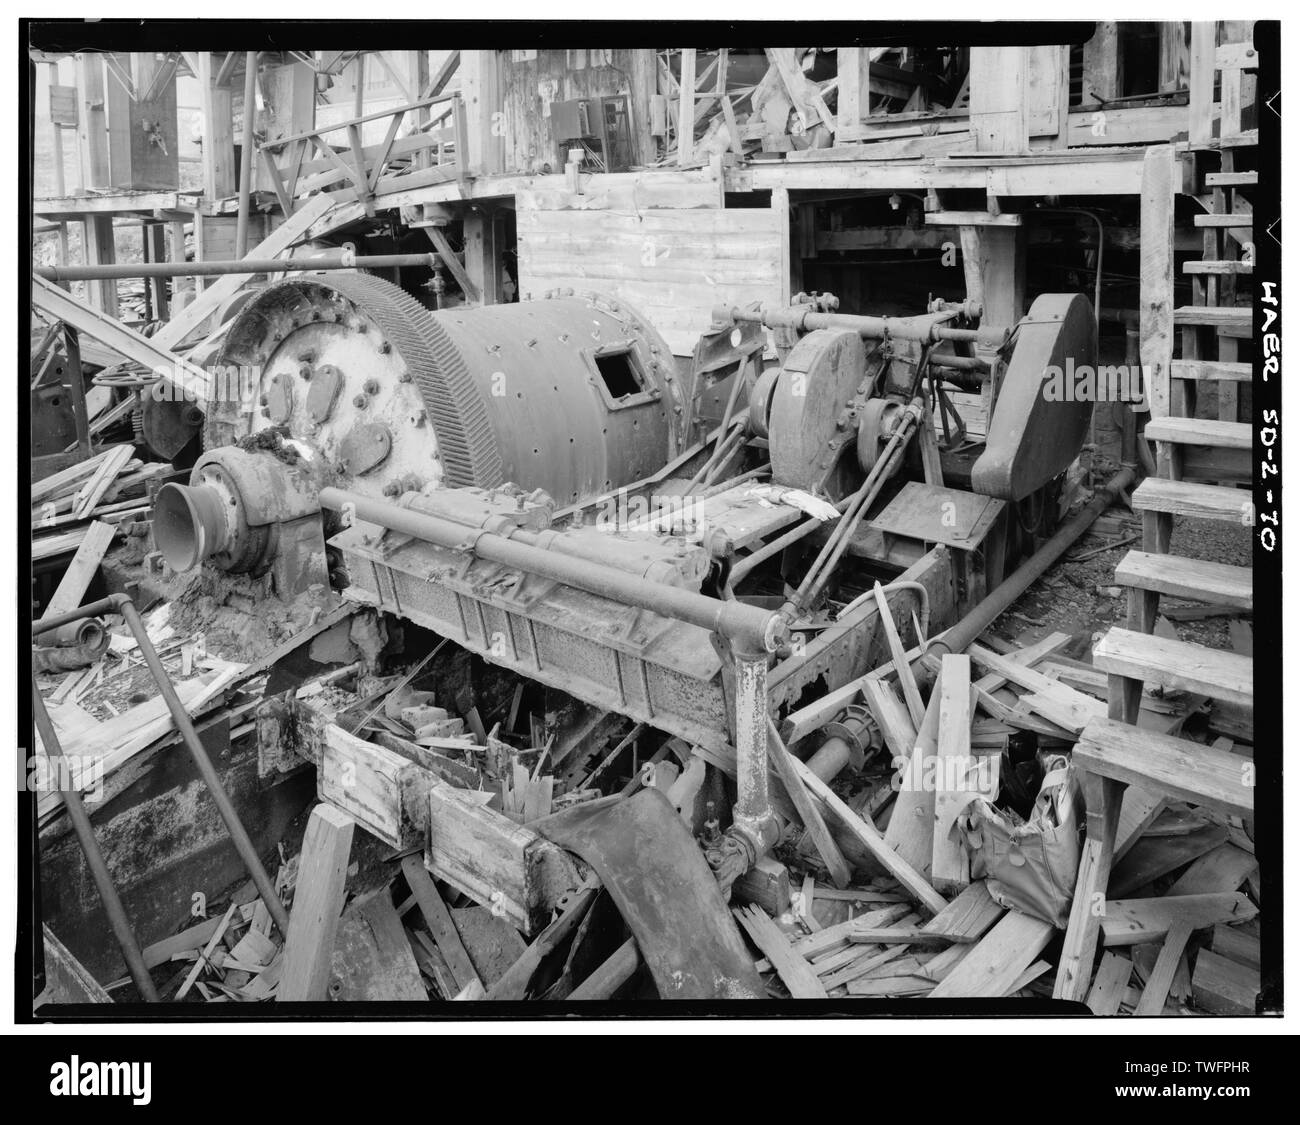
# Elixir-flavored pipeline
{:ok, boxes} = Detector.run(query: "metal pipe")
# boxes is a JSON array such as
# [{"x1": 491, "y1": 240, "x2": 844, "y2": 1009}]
[
  {"x1": 34, "y1": 252, "x2": 443, "y2": 283},
  {"x1": 783, "y1": 398, "x2": 924, "y2": 619},
  {"x1": 569, "y1": 938, "x2": 640, "y2": 1000},
  {"x1": 319, "y1": 488, "x2": 788, "y2": 655},
  {"x1": 715, "y1": 304, "x2": 1009, "y2": 349},
  {"x1": 732, "y1": 650, "x2": 775, "y2": 836},
  {"x1": 32, "y1": 677, "x2": 160, "y2": 1001},
  {"x1": 32, "y1": 595, "x2": 292, "y2": 936},
  {"x1": 926, "y1": 465, "x2": 1136, "y2": 660},
  {"x1": 235, "y1": 52, "x2": 259, "y2": 260}
]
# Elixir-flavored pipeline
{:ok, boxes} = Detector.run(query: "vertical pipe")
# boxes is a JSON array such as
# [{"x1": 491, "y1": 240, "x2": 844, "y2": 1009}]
[
  {"x1": 235, "y1": 52, "x2": 258, "y2": 260},
  {"x1": 731, "y1": 650, "x2": 773, "y2": 834},
  {"x1": 32, "y1": 678, "x2": 159, "y2": 1001}
]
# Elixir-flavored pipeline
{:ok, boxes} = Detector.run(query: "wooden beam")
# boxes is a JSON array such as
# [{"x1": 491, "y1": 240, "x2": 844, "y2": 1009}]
[
  {"x1": 677, "y1": 49, "x2": 696, "y2": 164},
  {"x1": 422, "y1": 225, "x2": 479, "y2": 304},
  {"x1": 399, "y1": 853, "x2": 481, "y2": 994},
  {"x1": 1140, "y1": 145, "x2": 1177, "y2": 422},
  {"x1": 765, "y1": 717, "x2": 851, "y2": 889},
  {"x1": 931, "y1": 654, "x2": 972, "y2": 895},
  {"x1": 279, "y1": 804, "x2": 356, "y2": 1001}
]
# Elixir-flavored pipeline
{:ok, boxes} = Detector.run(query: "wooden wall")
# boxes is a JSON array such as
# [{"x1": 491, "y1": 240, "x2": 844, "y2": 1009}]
[
  {"x1": 498, "y1": 49, "x2": 657, "y2": 175},
  {"x1": 516, "y1": 190, "x2": 789, "y2": 357}
]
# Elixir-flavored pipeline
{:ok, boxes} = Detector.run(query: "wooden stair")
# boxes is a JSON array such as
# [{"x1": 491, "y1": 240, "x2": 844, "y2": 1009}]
[
  {"x1": 1170, "y1": 359, "x2": 1251, "y2": 383},
  {"x1": 1144, "y1": 417, "x2": 1250, "y2": 450},
  {"x1": 1115, "y1": 550, "x2": 1252, "y2": 612},
  {"x1": 1132, "y1": 477, "x2": 1253, "y2": 524},
  {"x1": 1094, "y1": 626, "x2": 1253, "y2": 708},
  {"x1": 1073, "y1": 717, "x2": 1254, "y2": 820},
  {"x1": 1204, "y1": 171, "x2": 1257, "y2": 187},
  {"x1": 1183, "y1": 260, "x2": 1254, "y2": 275},
  {"x1": 1173, "y1": 306, "x2": 1252, "y2": 335},
  {"x1": 1193, "y1": 213, "x2": 1253, "y2": 228}
]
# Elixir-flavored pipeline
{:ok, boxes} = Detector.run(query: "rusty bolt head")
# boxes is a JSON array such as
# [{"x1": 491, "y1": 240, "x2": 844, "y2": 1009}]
[
  {"x1": 398, "y1": 372, "x2": 413, "y2": 383},
  {"x1": 352, "y1": 394, "x2": 368, "y2": 409},
  {"x1": 299, "y1": 363, "x2": 313, "y2": 380},
  {"x1": 349, "y1": 317, "x2": 366, "y2": 332},
  {"x1": 259, "y1": 394, "x2": 269, "y2": 407},
  {"x1": 363, "y1": 378, "x2": 380, "y2": 395},
  {"x1": 378, "y1": 341, "x2": 392, "y2": 355},
  {"x1": 382, "y1": 482, "x2": 401, "y2": 498}
]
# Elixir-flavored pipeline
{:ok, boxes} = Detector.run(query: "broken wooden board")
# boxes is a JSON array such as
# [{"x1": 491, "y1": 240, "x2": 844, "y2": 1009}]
[
  {"x1": 884, "y1": 674, "x2": 942, "y2": 877},
  {"x1": 932, "y1": 654, "x2": 972, "y2": 895},
  {"x1": 424, "y1": 781, "x2": 584, "y2": 936},
  {"x1": 39, "y1": 520, "x2": 116, "y2": 620},
  {"x1": 399, "y1": 853, "x2": 480, "y2": 994},
  {"x1": 1133, "y1": 919, "x2": 1194, "y2": 1015},
  {"x1": 279, "y1": 805, "x2": 355, "y2": 1002},
  {"x1": 1100, "y1": 893, "x2": 1258, "y2": 947},
  {"x1": 1167, "y1": 843, "x2": 1258, "y2": 897},
  {"x1": 317, "y1": 723, "x2": 435, "y2": 849},
  {"x1": 329, "y1": 890, "x2": 428, "y2": 1001},
  {"x1": 1086, "y1": 951, "x2": 1133, "y2": 1015},
  {"x1": 1191, "y1": 948, "x2": 1259, "y2": 1015},
  {"x1": 929, "y1": 910, "x2": 1055, "y2": 999},
  {"x1": 735, "y1": 903, "x2": 827, "y2": 998}
]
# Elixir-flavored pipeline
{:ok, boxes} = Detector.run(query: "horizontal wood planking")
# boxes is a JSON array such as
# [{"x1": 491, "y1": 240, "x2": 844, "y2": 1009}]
[
  {"x1": 1193, "y1": 213, "x2": 1253, "y2": 227},
  {"x1": 929, "y1": 910, "x2": 1055, "y2": 999},
  {"x1": 1144, "y1": 417, "x2": 1251, "y2": 449},
  {"x1": 1183, "y1": 260, "x2": 1254, "y2": 275},
  {"x1": 1093, "y1": 628, "x2": 1253, "y2": 706},
  {"x1": 1132, "y1": 478, "x2": 1254, "y2": 523},
  {"x1": 517, "y1": 206, "x2": 785, "y2": 356},
  {"x1": 1191, "y1": 949, "x2": 1259, "y2": 1014},
  {"x1": 1073, "y1": 717, "x2": 1254, "y2": 819},
  {"x1": 1115, "y1": 550, "x2": 1252, "y2": 609},
  {"x1": 1170, "y1": 359, "x2": 1253, "y2": 382},
  {"x1": 1100, "y1": 893, "x2": 1258, "y2": 946},
  {"x1": 1172, "y1": 305, "x2": 1252, "y2": 330}
]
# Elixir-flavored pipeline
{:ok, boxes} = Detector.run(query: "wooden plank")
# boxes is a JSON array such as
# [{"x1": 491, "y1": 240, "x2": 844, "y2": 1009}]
[
  {"x1": 1101, "y1": 893, "x2": 1258, "y2": 947},
  {"x1": 176, "y1": 903, "x2": 238, "y2": 1000},
  {"x1": 278, "y1": 805, "x2": 356, "y2": 1001},
  {"x1": 846, "y1": 927, "x2": 967, "y2": 947},
  {"x1": 677, "y1": 49, "x2": 696, "y2": 164},
  {"x1": 884, "y1": 675, "x2": 941, "y2": 876},
  {"x1": 1192, "y1": 949, "x2": 1258, "y2": 1015},
  {"x1": 1093, "y1": 628, "x2": 1252, "y2": 707},
  {"x1": 734, "y1": 904, "x2": 826, "y2": 998},
  {"x1": 873, "y1": 582, "x2": 925, "y2": 726},
  {"x1": 1134, "y1": 919, "x2": 1194, "y2": 1015},
  {"x1": 399, "y1": 853, "x2": 480, "y2": 994},
  {"x1": 790, "y1": 755, "x2": 946, "y2": 915},
  {"x1": 40, "y1": 521, "x2": 115, "y2": 619},
  {"x1": 1086, "y1": 951, "x2": 1132, "y2": 1015},
  {"x1": 1211, "y1": 923, "x2": 1261, "y2": 969},
  {"x1": 922, "y1": 880, "x2": 1004, "y2": 942},
  {"x1": 931, "y1": 654, "x2": 972, "y2": 895},
  {"x1": 424, "y1": 782, "x2": 582, "y2": 936},
  {"x1": 860, "y1": 680, "x2": 917, "y2": 762},
  {"x1": 766, "y1": 718, "x2": 851, "y2": 889},
  {"x1": 1132, "y1": 478, "x2": 1254, "y2": 524},
  {"x1": 1115, "y1": 551, "x2": 1252, "y2": 610},
  {"x1": 1074, "y1": 717, "x2": 1254, "y2": 819},
  {"x1": 1167, "y1": 843, "x2": 1258, "y2": 896},
  {"x1": 1144, "y1": 417, "x2": 1251, "y2": 449},
  {"x1": 1140, "y1": 145, "x2": 1176, "y2": 421},
  {"x1": 967, "y1": 643, "x2": 1106, "y2": 734},
  {"x1": 317, "y1": 723, "x2": 433, "y2": 849},
  {"x1": 930, "y1": 910, "x2": 1054, "y2": 998},
  {"x1": 70, "y1": 446, "x2": 133, "y2": 520}
]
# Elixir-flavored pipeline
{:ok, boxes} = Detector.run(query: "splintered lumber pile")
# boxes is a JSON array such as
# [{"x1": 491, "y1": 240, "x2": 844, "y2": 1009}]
[
  {"x1": 32, "y1": 444, "x2": 164, "y2": 558},
  {"x1": 737, "y1": 615, "x2": 1258, "y2": 1010}
]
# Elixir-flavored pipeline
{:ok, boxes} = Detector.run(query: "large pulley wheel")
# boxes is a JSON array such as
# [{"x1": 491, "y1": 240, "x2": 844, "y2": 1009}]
[
  {"x1": 209, "y1": 273, "x2": 503, "y2": 489},
  {"x1": 767, "y1": 328, "x2": 867, "y2": 491}
]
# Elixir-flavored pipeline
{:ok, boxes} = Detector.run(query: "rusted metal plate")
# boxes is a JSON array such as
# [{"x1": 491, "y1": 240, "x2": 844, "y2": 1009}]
[
  {"x1": 305, "y1": 363, "x2": 343, "y2": 424},
  {"x1": 338, "y1": 421, "x2": 392, "y2": 475},
  {"x1": 536, "y1": 789, "x2": 765, "y2": 999},
  {"x1": 266, "y1": 371, "x2": 295, "y2": 425},
  {"x1": 869, "y1": 480, "x2": 1005, "y2": 551}
]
